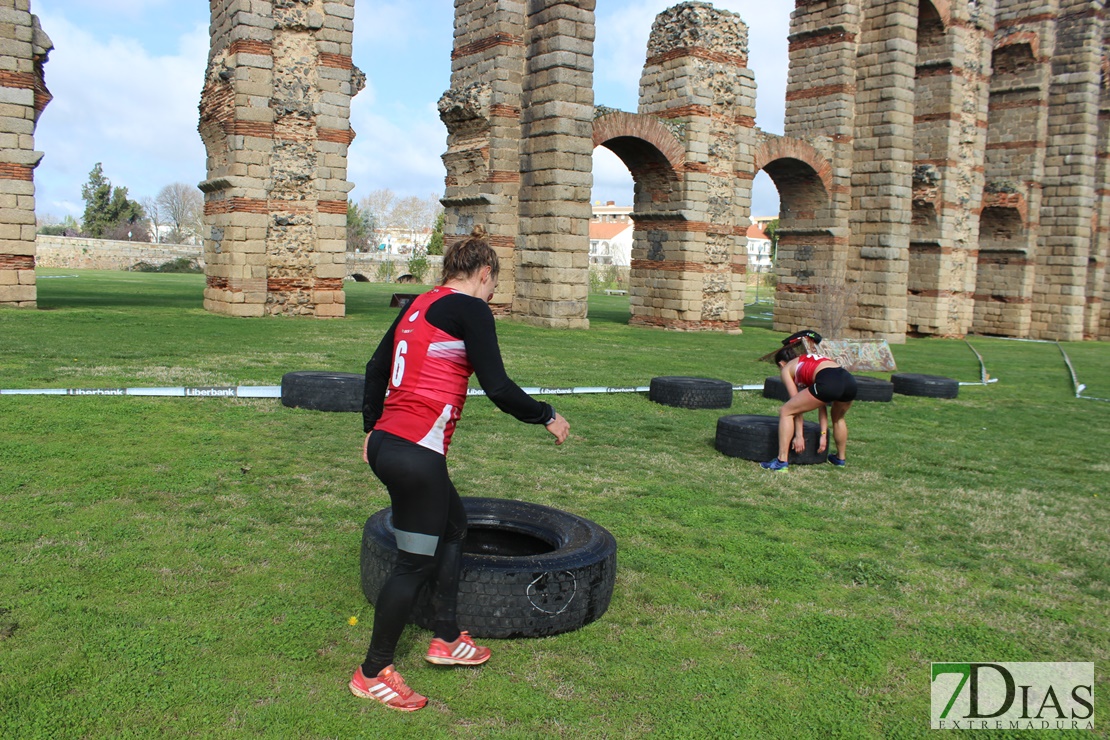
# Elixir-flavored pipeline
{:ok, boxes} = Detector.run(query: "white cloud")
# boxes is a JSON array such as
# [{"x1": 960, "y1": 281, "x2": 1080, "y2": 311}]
[
  {"x1": 33, "y1": 12, "x2": 208, "y2": 216},
  {"x1": 347, "y1": 97, "x2": 447, "y2": 201}
]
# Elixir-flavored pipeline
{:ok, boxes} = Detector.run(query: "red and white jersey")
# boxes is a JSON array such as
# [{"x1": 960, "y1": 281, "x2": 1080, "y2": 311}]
[
  {"x1": 794, "y1": 353, "x2": 830, "y2": 389},
  {"x1": 374, "y1": 287, "x2": 473, "y2": 454}
]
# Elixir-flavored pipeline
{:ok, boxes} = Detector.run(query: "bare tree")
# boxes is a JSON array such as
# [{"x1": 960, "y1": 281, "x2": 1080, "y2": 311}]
[
  {"x1": 156, "y1": 183, "x2": 203, "y2": 245},
  {"x1": 141, "y1": 196, "x2": 163, "y2": 243},
  {"x1": 358, "y1": 188, "x2": 396, "y2": 249},
  {"x1": 391, "y1": 194, "x2": 439, "y2": 251}
]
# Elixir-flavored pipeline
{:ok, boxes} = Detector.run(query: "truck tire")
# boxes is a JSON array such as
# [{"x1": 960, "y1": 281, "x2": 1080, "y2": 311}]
[
  {"x1": 280, "y1": 371, "x2": 364, "y2": 412},
  {"x1": 649, "y1": 376, "x2": 733, "y2": 409},
  {"x1": 891, "y1": 373, "x2": 959, "y2": 399},
  {"x1": 360, "y1": 498, "x2": 617, "y2": 639},
  {"x1": 715, "y1": 414, "x2": 827, "y2": 464}
]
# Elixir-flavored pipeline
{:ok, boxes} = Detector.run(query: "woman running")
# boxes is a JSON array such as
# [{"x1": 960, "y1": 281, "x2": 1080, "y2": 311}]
[
  {"x1": 760, "y1": 333, "x2": 856, "y2": 471},
  {"x1": 349, "y1": 226, "x2": 569, "y2": 711}
]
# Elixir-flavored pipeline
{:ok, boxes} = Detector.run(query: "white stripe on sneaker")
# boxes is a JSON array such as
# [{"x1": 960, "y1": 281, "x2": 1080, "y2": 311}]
[
  {"x1": 371, "y1": 685, "x2": 399, "y2": 702},
  {"x1": 452, "y1": 643, "x2": 476, "y2": 659}
]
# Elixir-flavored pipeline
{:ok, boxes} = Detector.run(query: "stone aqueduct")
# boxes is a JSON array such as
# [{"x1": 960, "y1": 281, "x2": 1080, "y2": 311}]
[{"x1": 1, "y1": 0, "x2": 1108, "y2": 341}]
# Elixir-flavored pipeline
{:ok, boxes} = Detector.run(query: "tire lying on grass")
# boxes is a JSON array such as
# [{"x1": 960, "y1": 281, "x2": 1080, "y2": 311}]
[
  {"x1": 891, "y1": 373, "x2": 959, "y2": 399},
  {"x1": 280, "y1": 371, "x2": 364, "y2": 412},
  {"x1": 360, "y1": 497, "x2": 617, "y2": 639},
  {"x1": 649, "y1": 376, "x2": 733, "y2": 409},
  {"x1": 763, "y1": 375, "x2": 894, "y2": 403},
  {"x1": 715, "y1": 414, "x2": 827, "y2": 464}
]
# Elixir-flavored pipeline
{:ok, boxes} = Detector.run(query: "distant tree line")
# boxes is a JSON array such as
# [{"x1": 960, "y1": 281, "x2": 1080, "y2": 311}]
[{"x1": 37, "y1": 163, "x2": 203, "y2": 245}]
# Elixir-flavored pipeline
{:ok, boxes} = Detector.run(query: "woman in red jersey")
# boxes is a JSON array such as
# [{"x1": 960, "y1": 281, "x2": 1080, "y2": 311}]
[
  {"x1": 348, "y1": 226, "x2": 569, "y2": 711},
  {"x1": 760, "y1": 333, "x2": 856, "y2": 471}
]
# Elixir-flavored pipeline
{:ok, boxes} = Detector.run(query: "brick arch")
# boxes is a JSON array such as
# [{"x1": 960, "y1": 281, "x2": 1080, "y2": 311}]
[
  {"x1": 592, "y1": 111, "x2": 685, "y2": 174},
  {"x1": 752, "y1": 137, "x2": 833, "y2": 198}
]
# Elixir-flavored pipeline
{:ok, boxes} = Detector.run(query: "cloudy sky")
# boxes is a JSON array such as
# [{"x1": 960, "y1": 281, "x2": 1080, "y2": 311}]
[{"x1": 31, "y1": 0, "x2": 790, "y2": 223}]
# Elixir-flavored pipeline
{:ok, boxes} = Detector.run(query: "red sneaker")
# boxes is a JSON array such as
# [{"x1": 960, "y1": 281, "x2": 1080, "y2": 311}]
[
  {"x1": 348, "y1": 665, "x2": 427, "y2": 711},
  {"x1": 425, "y1": 631, "x2": 491, "y2": 666}
]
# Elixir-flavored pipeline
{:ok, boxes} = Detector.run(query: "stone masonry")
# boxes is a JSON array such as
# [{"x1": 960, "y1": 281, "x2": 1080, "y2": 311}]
[
  {"x1": 198, "y1": 0, "x2": 363, "y2": 317},
  {"x1": 777, "y1": 0, "x2": 1110, "y2": 341},
  {"x1": 0, "y1": 0, "x2": 49, "y2": 308}
]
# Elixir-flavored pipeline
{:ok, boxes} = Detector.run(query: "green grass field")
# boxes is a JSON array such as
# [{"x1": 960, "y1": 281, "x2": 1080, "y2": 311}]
[{"x1": 1, "y1": 270, "x2": 1107, "y2": 738}]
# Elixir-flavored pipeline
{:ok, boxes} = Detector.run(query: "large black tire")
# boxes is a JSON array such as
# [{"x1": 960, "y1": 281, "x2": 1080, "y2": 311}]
[
  {"x1": 762, "y1": 376, "x2": 790, "y2": 403},
  {"x1": 715, "y1": 414, "x2": 827, "y2": 464},
  {"x1": 891, "y1": 373, "x2": 959, "y2": 399},
  {"x1": 763, "y1": 374, "x2": 893, "y2": 403},
  {"x1": 854, "y1": 376, "x2": 894, "y2": 402},
  {"x1": 360, "y1": 497, "x2": 617, "y2": 639},
  {"x1": 281, "y1": 371, "x2": 364, "y2": 412},
  {"x1": 649, "y1": 376, "x2": 733, "y2": 409}
]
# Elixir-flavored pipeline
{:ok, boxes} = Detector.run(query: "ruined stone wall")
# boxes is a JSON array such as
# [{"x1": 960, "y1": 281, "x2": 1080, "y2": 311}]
[
  {"x1": 780, "y1": 0, "x2": 1109, "y2": 341},
  {"x1": 199, "y1": 0, "x2": 362, "y2": 318},
  {"x1": 34, "y1": 235, "x2": 202, "y2": 270},
  {"x1": 0, "y1": 0, "x2": 49, "y2": 308}
]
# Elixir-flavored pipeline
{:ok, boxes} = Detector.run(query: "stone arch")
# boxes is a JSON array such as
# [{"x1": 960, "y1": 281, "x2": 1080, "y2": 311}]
[
  {"x1": 592, "y1": 111, "x2": 686, "y2": 175},
  {"x1": 752, "y1": 138, "x2": 833, "y2": 203}
]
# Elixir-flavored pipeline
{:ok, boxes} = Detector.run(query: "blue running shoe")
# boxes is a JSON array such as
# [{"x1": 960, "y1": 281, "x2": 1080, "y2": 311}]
[
  {"x1": 828, "y1": 454, "x2": 846, "y2": 467},
  {"x1": 760, "y1": 458, "x2": 789, "y2": 471}
]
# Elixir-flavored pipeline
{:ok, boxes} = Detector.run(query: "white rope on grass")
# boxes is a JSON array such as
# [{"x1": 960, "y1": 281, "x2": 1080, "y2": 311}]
[
  {"x1": 960, "y1": 340, "x2": 1000, "y2": 386},
  {"x1": 0, "y1": 386, "x2": 282, "y2": 398},
  {"x1": 3, "y1": 382, "x2": 768, "y2": 399}
]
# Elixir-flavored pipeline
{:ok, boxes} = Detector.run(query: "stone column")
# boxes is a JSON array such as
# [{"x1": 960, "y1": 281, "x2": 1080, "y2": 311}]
[
  {"x1": 779, "y1": 0, "x2": 860, "y2": 335},
  {"x1": 199, "y1": 0, "x2": 362, "y2": 318},
  {"x1": 848, "y1": 0, "x2": 918, "y2": 341},
  {"x1": 440, "y1": 0, "x2": 526, "y2": 315},
  {"x1": 907, "y1": 1, "x2": 993, "y2": 337},
  {"x1": 515, "y1": 0, "x2": 595, "y2": 329},
  {"x1": 1095, "y1": 22, "x2": 1110, "y2": 340},
  {"x1": 1032, "y1": 0, "x2": 1104, "y2": 340},
  {"x1": 633, "y1": 2, "x2": 751, "y2": 331},
  {"x1": 0, "y1": 1, "x2": 50, "y2": 308}
]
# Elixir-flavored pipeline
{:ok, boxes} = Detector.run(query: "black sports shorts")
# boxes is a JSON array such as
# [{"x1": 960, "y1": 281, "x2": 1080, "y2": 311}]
[{"x1": 810, "y1": 367, "x2": 857, "y2": 403}]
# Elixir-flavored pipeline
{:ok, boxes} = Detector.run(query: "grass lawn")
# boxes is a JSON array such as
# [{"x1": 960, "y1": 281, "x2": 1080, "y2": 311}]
[{"x1": 1, "y1": 270, "x2": 1107, "y2": 738}]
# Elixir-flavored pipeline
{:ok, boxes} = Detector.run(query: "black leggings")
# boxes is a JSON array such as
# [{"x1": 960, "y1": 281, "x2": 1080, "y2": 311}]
[
  {"x1": 810, "y1": 367, "x2": 858, "y2": 403},
  {"x1": 362, "y1": 431, "x2": 467, "y2": 675}
]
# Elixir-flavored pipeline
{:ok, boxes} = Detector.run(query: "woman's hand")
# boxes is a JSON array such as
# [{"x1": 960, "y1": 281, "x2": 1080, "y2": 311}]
[
  {"x1": 362, "y1": 431, "x2": 372, "y2": 463},
  {"x1": 817, "y1": 434, "x2": 827, "y2": 454},
  {"x1": 792, "y1": 433, "x2": 805, "y2": 453},
  {"x1": 545, "y1": 413, "x2": 570, "y2": 445}
]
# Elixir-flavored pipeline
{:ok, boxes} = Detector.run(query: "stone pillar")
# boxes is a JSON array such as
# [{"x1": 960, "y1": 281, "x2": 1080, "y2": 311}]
[
  {"x1": 199, "y1": 0, "x2": 362, "y2": 318},
  {"x1": 1032, "y1": 0, "x2": 1104, "y2": 340},
  {"x1": 632, "y1": 2, "x2": 751, "y2": 331},
  {"x1": 908, "y1": 1, "x2": 993, "y2": 337},
  {"x1": 515, "y1": 0, "x2": 595, "y2": 329},
  {"x1": 439, "y1": 0, "x2": 526, "y2": 315},
  {"x1": 848, "y1": 0, "x2": 919, "y2": 341},
  {"x1": 973, "y1": 1, "x2": 1052, "y2": 338},
  {"x1": 1095, "y1": 22, "x2": 1110, "y2": 340},
  {"x1": 778, "y1": 0, "x2": 859, "y2": 336},
  {"x1": 0, "y1": 2, "x2": 50, "y2": 308}
]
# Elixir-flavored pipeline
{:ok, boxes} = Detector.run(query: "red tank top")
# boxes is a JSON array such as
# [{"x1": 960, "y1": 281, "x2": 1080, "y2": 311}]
[
  {"x1": 794, "y1": 354, "x2": 829, "y2": 388},
  {"x1": 374, "y1": 287, "x2": 474, "y2": 455}
]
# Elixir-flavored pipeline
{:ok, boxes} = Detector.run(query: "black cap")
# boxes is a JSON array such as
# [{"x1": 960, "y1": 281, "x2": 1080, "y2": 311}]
[{"x1": 782, "y1": 330, "x2": 822, "y2": 346}]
